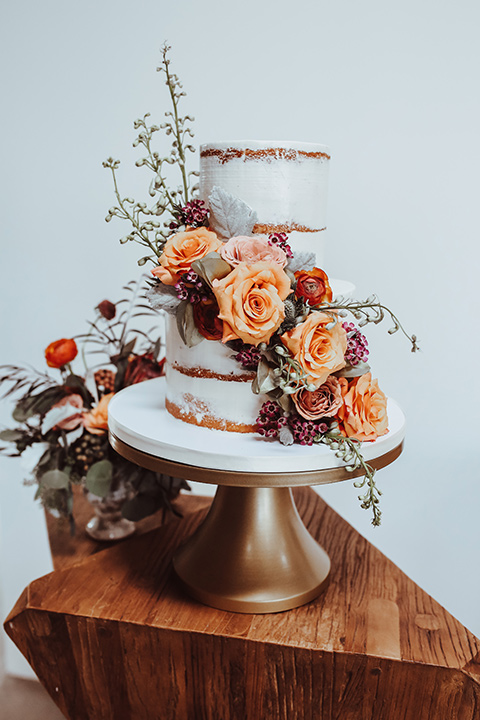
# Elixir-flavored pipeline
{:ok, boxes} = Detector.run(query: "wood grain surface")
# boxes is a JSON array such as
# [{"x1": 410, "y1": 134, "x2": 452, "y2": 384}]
[{"x1": 5, "y1": 488, "x2": 480, "y2": 719}]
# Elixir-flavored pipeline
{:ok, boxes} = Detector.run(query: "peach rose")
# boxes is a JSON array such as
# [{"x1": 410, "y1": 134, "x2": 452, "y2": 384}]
[
  {"x1": 293, "y1": 376, "x2": 343, "y2": 420},
  {"x1": 220, "y1": 235, "x2": 287, "y2": 268},
  {"x1": 45, "y1": 338, "x2": 78, "y2": 368},
  {"x1": 281, "y1": 312, "x2": 347, "y2": 388},
  {"x1": 151, "y1": 228, "x2": 222, "y2": 285},
  {"x1": 82, "y1": 393, "x2": 114, "y2": 435},
  {"x1": 212, "y1": 262, "x2": 291, "y2": 346},
  {"x1": 337, "y1": 373, "x2": 388, "y2": 442}
]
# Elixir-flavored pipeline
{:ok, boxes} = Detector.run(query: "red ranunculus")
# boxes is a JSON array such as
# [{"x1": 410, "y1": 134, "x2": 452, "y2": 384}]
[
  {"x1": 124, "y1": 353, "x2": 166, "y2": 386},
  {"x1": 45, "y1": 338, "x2": 78, "y2": 369},
  {"x1": 294, "y1": 267, "x2": 332, "y2": 306},
  {"x1": 192, "y1": 300, "x2": 224, "y2": 341}
]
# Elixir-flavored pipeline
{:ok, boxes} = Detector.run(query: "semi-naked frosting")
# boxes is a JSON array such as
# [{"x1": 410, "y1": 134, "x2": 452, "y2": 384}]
[
  {"x1": 165, "y1": 140, "x2": 332, "y2": 433},
  {"x1": 200, "y1": 140, "x2": 330, "y2": 266}
]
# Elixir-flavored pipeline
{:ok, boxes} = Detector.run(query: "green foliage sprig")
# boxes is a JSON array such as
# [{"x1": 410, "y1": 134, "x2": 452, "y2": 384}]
[
  {"x1": 325, "y1": 295, "x2": 419, "y2": 352},
  {"x1": 322, "y1": 425, "x2": 382, "y2": 526},
  {"x1": 104, "y1": 44, "x2": 198, "y2": 266}
]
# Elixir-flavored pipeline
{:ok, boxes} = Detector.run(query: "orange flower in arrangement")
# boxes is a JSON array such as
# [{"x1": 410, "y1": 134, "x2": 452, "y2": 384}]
[
  {"x1": 294, "y1": 267, "x2": 332, "y2": 306},
  {"x1": 337, "y1": 373, "x2": 388, "y2": 442},
  {"x1": 45, "y1": 338, "x2": 78, "y2": 369},
  {"x1": 212, "y1": 262, "x2": 291, "y2": 346},
  {"x1": 152, "y1": 228, "x2": 223, "y2": 286},
  {"x1": 281, "y1": 312, "x2": 347, "y2": 388},
  {"x1": 82, "y1": 393, "x2": 114, "y2": 435}
]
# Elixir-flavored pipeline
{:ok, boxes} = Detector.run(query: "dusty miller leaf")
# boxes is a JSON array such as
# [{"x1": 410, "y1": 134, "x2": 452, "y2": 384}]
[
  {"x1": 146, "y1": 283, "x2": 182, "y2": 315},
  {"x1": 287, "y1": 251, "x2": 317, "y2": 274},
  {"x1": 208, "y1": 186, "x2": 258, "y2": 240}
]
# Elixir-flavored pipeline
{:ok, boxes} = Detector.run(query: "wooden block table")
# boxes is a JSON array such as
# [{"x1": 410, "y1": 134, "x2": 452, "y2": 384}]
[{"x1": 4, "y1": 487, "x2": 480, "y2": 719}]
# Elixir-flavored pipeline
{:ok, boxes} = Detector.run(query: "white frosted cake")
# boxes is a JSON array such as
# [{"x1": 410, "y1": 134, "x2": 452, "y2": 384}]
[{"x1": 162, "y1": 140, "x2": 334, "y2": 433}]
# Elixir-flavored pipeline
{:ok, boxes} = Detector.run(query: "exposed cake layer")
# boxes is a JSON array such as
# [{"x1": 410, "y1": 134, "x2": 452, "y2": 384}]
[
  {"x1": 165, "y1": 140, "x2": 332, "y2": 433},
  {"x1": 199, "y1": 141, "x2": 330, "y2": 266},
  {"x1": 165, "y1": 315, "x2": 264, "y2": 433}
]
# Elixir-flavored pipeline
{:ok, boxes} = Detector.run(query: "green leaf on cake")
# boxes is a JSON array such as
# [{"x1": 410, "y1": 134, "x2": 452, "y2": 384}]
[
  {"x1": 191, "y1": 252, "x2": 232, "y2": 288},
  {"x1": 176, "y1": 301, "x2": 204, "y2": 348},
  {"x1": 208, "y1": 186, "x2": 258, "y2": 240},
  {"x1": 336, "y1": 361, "x2": 371, "y2": 378},
  {"x1": 85, "y1": 459, "x2": 113, "y2": 498},
  {"x1": 252, "y1": 357, "x2": 278, "y2": 395}
]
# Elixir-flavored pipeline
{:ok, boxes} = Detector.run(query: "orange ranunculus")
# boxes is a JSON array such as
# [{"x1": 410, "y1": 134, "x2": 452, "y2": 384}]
[
  {"x1": 151, "y1": 228, "x2": 223, "y2": 286},
  {"x1": 212, "y1": 262, "x2": 291, "y2": 346},
  {"x1": 337, "y1": 373, "x2": 388, "y2": 442},
  {"x1": 82, "y1": 393, "x2": 114, "y2": 435},
  {"x1": 281, "y1": 312, "x2": 347, "y2": 388},
  {"x1": 45, "y1": 338, "x2": 78, "y2": 369},
  {"x1": 294, "y1": 267, "x2": 332, "y2": 306}
]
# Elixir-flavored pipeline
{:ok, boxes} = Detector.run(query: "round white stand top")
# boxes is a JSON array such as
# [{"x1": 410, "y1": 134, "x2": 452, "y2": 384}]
[{"x1": 108, "y1": 378, "x2": 405, "y2": 481}]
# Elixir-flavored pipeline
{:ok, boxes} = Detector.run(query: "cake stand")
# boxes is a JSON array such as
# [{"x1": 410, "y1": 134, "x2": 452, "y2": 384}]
[{"x1": 108, "y1": 378, "x2": 405, "y2": 613}]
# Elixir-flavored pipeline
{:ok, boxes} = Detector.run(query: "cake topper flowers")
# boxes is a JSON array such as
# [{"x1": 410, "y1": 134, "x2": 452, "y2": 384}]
[{"x1": 104, "y1": 46, "x2": 418, "y2": 526}]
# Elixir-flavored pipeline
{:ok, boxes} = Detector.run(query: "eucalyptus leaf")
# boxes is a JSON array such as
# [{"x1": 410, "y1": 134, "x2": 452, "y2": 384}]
[
  {"x1": 208, "y1": 186, "x2": 258, "y2": 240},
  {"x1": 336, "y1": 362, "x2": 371, "y2": 379},
  {"x1": 85, "y1": 460, "x2": 113, "y2": 498},
  {"x1": 40, "y1": 469, "x2": 70, "y2": 490},
  {"x1": 191, "y1": 252, "x2": 232, "y2": 288},
  {"x1": 0, "y1": 429, "x2": 24, "y2": 443},
  {"x1": 252, "y1": 358, "x2": 278, "y2": 395},
  {"x1": 176, "y1": 301, "x2": 204, "y2": 348}
]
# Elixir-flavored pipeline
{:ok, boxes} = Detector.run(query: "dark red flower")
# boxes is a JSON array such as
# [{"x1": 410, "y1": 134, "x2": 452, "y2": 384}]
[
  {"x1": 124, "y1": 353, "x2": 165, "y2": 386},
  {"x1": 294, "y1": 267, "x2": 332, "y2": 306},
  {"x1": 97, "y1": 300, "x2": 116, "y2": 320},
  {"x1": 192, "y1": 300, "x2": 224, "y2": 341}
]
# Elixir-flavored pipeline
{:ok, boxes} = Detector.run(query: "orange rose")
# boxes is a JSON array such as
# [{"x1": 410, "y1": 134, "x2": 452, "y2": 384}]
[
  {"x1": 292, "y1": 376, "x2": 343, "y2": 420},
  {"x1": 151, "y1": 228, "x2": 222, "y2": 285},
  {"x1": 82, "y1": 393, "x2": 114, "y2": 435},
  {"x1": 212, "y1": 262, "x2": 291, "y2": 346},
  {"x1": 295, "y1": 267, "x2": 332, "y2": 305},
  {"x1": 45, "y1": 338, "x2": 78, "y2": 369},
  {"x1": 337, "y1": 373, "x2": 388, "y2": 441},
  {"x1": 281, "y1": 312, "x2": 347, "y2": 388}
]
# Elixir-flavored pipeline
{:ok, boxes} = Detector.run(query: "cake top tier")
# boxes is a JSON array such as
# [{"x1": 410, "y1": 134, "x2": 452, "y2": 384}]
[{"x1": 199, "y1": 140, "x2": 331, "y2": 262}]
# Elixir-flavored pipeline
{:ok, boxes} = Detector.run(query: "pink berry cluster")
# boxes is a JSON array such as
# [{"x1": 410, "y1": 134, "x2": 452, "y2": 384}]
[
  {"x1": 231, "y1": 340, "x2": 261, "y2": 369},
  {"x1": 169, "y1": 200, "x2": 209, "y2": 230},
  {"x1": 342, "y1": 322, "x2": 369, "y2": 366},
  {"x1": 175, "y1": 270, "x2": 211, "y2": 304},
  {"x1": 268, "y1": 232, "x2": 294, "y2": 259},
  {"x1": 256, "y1": 402, "x2": 329, "y2": 446}
]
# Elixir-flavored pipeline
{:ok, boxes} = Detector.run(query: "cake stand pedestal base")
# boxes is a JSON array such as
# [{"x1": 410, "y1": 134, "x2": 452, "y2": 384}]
[{"x1": 173, "y1": 486, "x2": 330, "y2": 613}]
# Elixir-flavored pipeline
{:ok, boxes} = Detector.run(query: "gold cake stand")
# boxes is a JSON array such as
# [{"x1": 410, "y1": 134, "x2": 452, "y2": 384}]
[{"x1": 108, "y1": 379, "x2": 404, "y2": 614}]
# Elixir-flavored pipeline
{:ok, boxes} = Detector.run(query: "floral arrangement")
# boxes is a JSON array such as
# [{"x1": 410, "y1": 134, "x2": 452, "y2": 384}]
[
  {"x1": 104, "y1": 46, "x2": 417, "y2": 526},
  {"x1": 0, "y1": 280, "x2": 188, "y2": 532}
]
